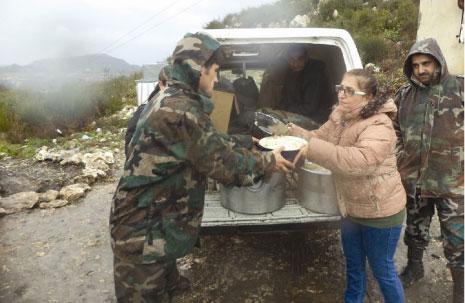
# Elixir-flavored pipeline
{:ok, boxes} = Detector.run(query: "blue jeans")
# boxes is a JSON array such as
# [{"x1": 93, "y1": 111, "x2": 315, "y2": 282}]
[{"x1": 341, "y1": 218, "x2": 405, "y2": 303}]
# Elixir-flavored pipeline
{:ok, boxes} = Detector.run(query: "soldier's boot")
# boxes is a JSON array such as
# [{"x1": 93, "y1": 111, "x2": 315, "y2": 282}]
[
  {"x1": 168, "y1": 275, "x2": 192, "y2": 303},
  {"x1": 174, "y1": 275, "x2": 191, "y2": 292},
  {"x1": 169, "y1": 278, "x2": 193, "y2": 303},
  {"x1": 450, "y1": 267, "x2": 464, "y2": 303},
  {"x1": 400, "y1": 247, "x2": 424, "y2": 288},
  {"x1": 156, "y1": 293, "x2": 171, "y2": 303},
  {"x1": 170, "y1": 292, "x2": 192, "y2": 303},
  {"x1": 167, "y1": 265, "x2": 192, "y2": 294}
]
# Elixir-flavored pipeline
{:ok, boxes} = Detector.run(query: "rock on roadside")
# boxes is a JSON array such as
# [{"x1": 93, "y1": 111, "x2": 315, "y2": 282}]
[
  {"x1": 59, "y1": 183, "x2": 91, "y2": 202},
  {"x1": 0, "y1": 191, "x2": 40, "y2": 213}
]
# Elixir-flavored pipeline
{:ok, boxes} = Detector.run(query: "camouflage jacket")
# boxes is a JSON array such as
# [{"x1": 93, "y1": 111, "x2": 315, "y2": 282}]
[
  {"x1": 110, "y1": 32, "x2": 275, "y2": 264},
  {"x1": 394, "y1": 38, "x2": 464, "y2": 198}
]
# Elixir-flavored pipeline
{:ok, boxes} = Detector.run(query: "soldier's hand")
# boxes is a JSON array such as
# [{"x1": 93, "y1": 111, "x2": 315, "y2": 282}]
[
  {"x1": 252, "y1": 137, "x2": 260, "y2": 151},
  {"x1": 272, "y1": 147, "x2": 295, "y2": 173}
]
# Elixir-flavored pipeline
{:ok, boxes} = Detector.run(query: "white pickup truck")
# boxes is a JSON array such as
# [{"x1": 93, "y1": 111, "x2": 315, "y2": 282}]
[{"x1": 199, "y1": 28, "x2": 363, "y2": 231}]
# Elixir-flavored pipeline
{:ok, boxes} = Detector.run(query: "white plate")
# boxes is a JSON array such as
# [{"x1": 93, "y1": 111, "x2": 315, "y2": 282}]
[{"x1": 258, "y1": 136, "x2": 307, "y2": 151}]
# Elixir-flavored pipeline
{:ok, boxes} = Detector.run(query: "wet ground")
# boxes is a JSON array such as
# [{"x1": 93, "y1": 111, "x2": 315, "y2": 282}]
[
  {"x1": 0, "y1": 158, "x2": 82, "y2": 197},
  {"x1": 0, "y1": 181, "x2": 452, "y2": 303}
]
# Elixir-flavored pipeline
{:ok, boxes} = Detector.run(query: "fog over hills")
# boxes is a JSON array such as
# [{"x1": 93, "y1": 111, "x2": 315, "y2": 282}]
[{"x1": 0, "y1": 54, "x2": 141, "y2": 89}]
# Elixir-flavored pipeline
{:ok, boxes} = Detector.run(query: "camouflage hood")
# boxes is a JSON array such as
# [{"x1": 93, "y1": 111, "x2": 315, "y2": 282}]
[
  {"x1": 166, "y1": 32, "x2": 221, "y2": 91},
  {"x1": 403, "y1": 38, "x2": 449, "y2": 86}
]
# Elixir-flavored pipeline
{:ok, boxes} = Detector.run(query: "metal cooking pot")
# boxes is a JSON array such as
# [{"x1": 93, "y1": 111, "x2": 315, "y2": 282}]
[
  {"x1": 219, "y1": 172, "x2": 286, "y2": 214},
  {"x1": 297, "y1": 163, "x2": 340, "y2": 215}
]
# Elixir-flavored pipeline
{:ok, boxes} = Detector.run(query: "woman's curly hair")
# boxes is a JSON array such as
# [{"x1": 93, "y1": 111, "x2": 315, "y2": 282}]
[{"x1": 345, "y1": 69, "x2": 387, "y2": 119}]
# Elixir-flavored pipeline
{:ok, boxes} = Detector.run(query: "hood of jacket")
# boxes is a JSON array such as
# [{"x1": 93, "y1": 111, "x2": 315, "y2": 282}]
[
  {"x1": 403, "y1": 38, "x2": 449, "y2": 86},
  {"x1": 332, "y1": 98, "x2": 398, "y2": 123},
  {"x1": 160, "y1": 32, "x2": 221, "y2": 114},
  {"x1": 167, "y1": 32, "x2": 221, "y2": 92}
]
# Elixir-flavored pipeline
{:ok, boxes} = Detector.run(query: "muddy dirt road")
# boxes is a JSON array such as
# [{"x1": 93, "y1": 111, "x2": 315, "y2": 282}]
[{"x1": 0, "y1": 182, "x2": 452, "y2": 302}]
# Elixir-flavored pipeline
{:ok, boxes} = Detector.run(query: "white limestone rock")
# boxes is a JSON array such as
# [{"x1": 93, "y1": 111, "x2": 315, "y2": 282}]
[
  {"x1": 289, "y1": 14, "x2": 310, "y2": 28},
  {"x1": 60, "y1": 153, "x2": 84, "y2": 166},
  {"x1": 59, "y1": 183, "x2": 91, "y2": 202},
  {"x1": 39, "y1": 199, "x2": 69, "y2": 209},
  {"x1": 0, "y1": 191, "x2": 40, "y2": 212},
  {"x1": 39, "y1": 190, "x2": 60, "y2": 203}
]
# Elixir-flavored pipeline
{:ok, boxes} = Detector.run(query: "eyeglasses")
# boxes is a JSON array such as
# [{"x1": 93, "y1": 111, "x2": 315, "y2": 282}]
[{"x1": 334, "y1": 85, "x2": 366, "y2": 97}]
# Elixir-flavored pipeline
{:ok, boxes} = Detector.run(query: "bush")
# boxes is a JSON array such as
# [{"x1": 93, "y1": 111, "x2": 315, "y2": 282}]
[
  {"x1": 356, "y1": 35, "x2": 389, "y2": 65},
  {"x1": 0, "y1": 72, "x2": 141, "y2": 143},
  {"x1": 376, "y1": 66, "x2": 405, "y2": 99},
  {"x1": 205, "y1": 20, "x2": 225, "y2": 29},
  {"x1": 0, "y1": 89, "x2": 27, "y2": 141},
  {"x1": 314, "y1": 0, "x2": 417, "y2": 67},
  {"x1": 0, "y1": 137, "x2": 50, "y2": 158},
  {"x1": 205, "y1": 0, "x2": 418, "y2": 71},
  {"x1": 206, "y1": 0, "x2": 316, "y2": 28},
  {"x1": 0, "y1": 98, "x2": 11, "y2": 132}
]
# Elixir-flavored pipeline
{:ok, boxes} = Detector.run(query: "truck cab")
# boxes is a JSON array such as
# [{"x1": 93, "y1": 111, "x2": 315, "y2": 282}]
[{"x1": 200, "y1": 28, "x2": 363, "y2": 231}]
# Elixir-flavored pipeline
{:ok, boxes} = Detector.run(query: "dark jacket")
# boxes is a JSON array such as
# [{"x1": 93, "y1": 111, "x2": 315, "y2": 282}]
[
  {"x1": 258, "y1": 58, "x2": 333, "y2": 124},
  {"x1": 280, "y1": 58, "x2": 332, "y2": 123}
]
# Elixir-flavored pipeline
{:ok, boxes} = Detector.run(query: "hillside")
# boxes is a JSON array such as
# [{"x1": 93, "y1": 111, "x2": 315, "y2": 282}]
[
  {"x1": 205, "y1": 0, "x2": 419, "y2": 70},
  {"x1": 0, "y1": 54, "x2": 141, "y2": 89}
]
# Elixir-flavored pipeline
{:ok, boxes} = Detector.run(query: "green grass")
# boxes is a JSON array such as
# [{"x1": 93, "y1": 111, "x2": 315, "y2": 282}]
[
  {"x1": 0, "y1": 72, "x2": 140, "y2": 143},
  {"x1": 0, "y1": 138, "x2": 51, "y2": 158}
]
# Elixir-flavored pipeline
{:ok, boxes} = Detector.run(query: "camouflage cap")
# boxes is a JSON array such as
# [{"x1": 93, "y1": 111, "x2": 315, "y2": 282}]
[{"x1": 171, "y1": 32, "x2": 221, "y2": 72}]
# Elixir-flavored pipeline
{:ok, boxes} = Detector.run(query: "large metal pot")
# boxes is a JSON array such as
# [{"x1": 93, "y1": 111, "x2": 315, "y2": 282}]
[
  {"x1": 297, "y1": 162, "x2": 340, "y2": 215},
  {"x1": 220, "y1": 172, "x2": 286, "y2": 214}
]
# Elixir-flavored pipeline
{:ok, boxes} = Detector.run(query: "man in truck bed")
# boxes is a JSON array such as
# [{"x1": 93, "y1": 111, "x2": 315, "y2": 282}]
[{"x1": 258, "y1": 43, "x2": 333, "y2": 128}]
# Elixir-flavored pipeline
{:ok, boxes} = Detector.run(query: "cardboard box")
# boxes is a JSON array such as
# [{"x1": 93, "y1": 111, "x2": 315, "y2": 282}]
[{"x1": 210, "y1": 90, "x2": 235, "y2": 134}]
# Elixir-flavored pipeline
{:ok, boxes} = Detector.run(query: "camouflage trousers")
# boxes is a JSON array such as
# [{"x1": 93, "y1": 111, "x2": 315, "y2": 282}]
[
  {"x1": 404, "y1": 194, "x2": 464, "y2": 268},
  {"x1": 113, "y1": 255, "x2": 188, "y2": 303}
]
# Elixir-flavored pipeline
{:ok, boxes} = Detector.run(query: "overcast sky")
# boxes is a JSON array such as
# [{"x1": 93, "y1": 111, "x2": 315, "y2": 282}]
[{"x1": 0, "y1": 0, "x2": 276, "y2": 66}]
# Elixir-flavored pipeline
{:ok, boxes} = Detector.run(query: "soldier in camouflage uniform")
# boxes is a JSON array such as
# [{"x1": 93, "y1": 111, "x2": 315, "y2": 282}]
[
  {"x1": 393, "y1": 38, "x2": 464, "y2": 302},
  {"x1": 110, "y1": 32, "x2": 294, "y2": 303}
]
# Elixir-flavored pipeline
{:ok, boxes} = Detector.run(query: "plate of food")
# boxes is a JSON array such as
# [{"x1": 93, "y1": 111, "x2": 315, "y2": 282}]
[{"x1": 258, "y1": 135, "x2": 307, "y2": 160}]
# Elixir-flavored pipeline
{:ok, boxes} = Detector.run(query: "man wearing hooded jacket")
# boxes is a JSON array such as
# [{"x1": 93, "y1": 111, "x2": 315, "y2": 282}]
[
  {"x1": 394, "y1": 38, "x2": 464, "y2": 302},
  {"x1": 109, "y1": 32, "x2": 294, "y2": 303}
]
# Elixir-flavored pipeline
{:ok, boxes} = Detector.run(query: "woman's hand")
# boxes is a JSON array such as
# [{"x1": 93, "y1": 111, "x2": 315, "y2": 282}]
[
  {"x1": 287, "y1": 123, "x2": 309, "y2": 139},
  {"x1": 271, "y1": 147, "x2": 295, "y2": 173},
  {"x1": 293, "y1": 145, "x2": 308, "y2": 167}
]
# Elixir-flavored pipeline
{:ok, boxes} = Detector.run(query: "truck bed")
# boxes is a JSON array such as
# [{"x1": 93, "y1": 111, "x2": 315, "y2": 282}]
[{"x1": 201, "y1": 192, "x2": 340, "y2": 227}]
